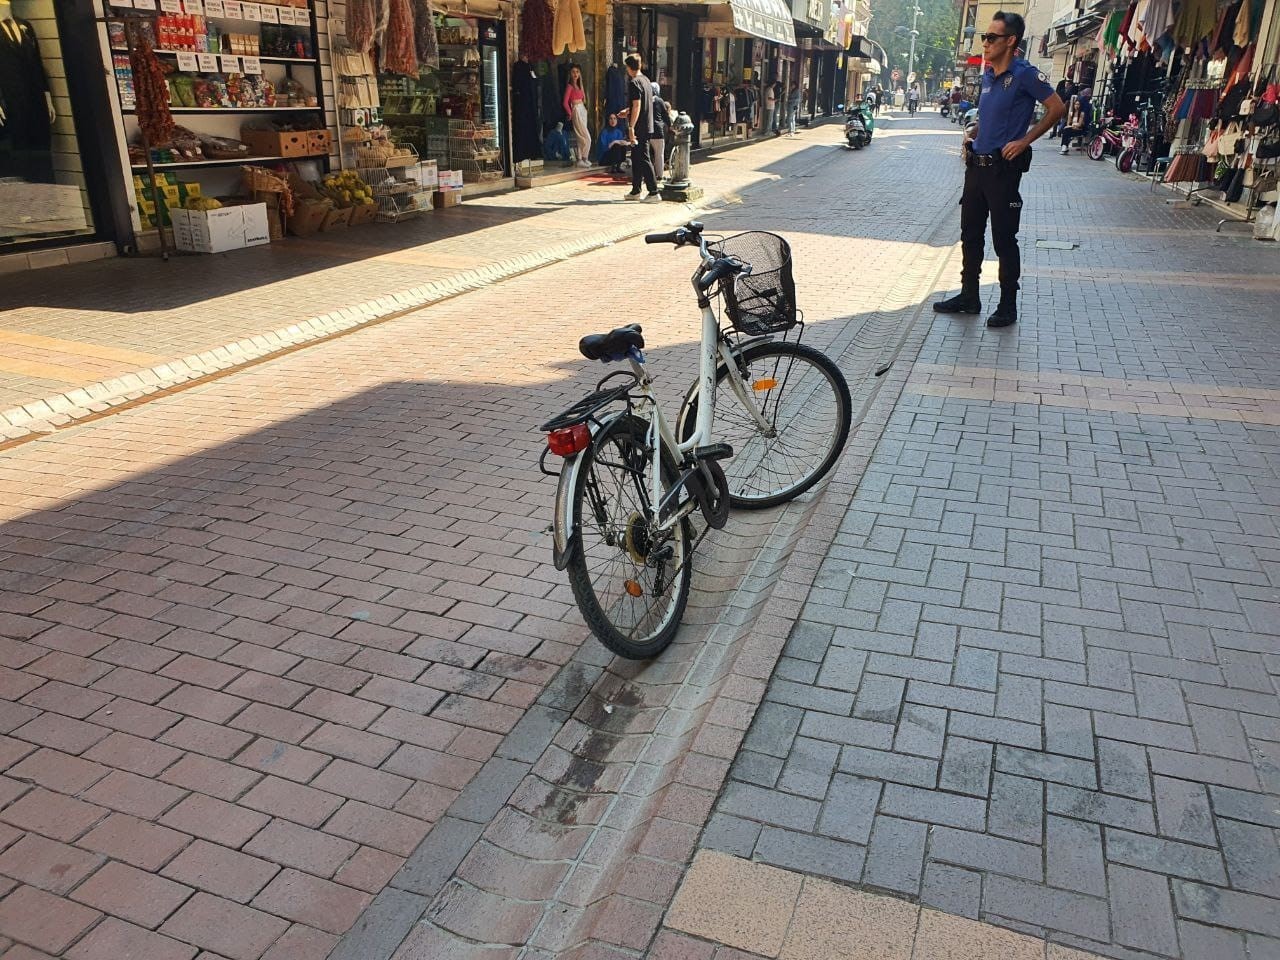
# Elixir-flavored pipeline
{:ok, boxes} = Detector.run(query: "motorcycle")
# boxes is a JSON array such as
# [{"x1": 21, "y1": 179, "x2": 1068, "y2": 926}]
[
  {"x1": 940, "y1": 100, "x2": 952, "y2": 118},
  {"x1": 845, "y1": 102, "x2": 874, "y2": 149}
]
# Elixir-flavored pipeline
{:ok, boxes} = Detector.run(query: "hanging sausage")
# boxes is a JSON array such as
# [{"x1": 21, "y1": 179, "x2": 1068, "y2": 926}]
[
  {"x1": 382, "y1": 0, "x2": 418, "y2": 77},
  {"x1": 413, "y1": 0, "x2": 439, "y2": 67},
  {"x1": 129, "y1": 24, "x2": 174, "y2": 148},
  {"x1": 347, "y1": 0, "x2": 374, "y2": 50}
]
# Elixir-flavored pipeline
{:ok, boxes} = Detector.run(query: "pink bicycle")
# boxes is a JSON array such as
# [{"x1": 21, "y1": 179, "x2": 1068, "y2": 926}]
[{"x1": 1088, "y1": 113, "x2": 1125, "y2": 161}]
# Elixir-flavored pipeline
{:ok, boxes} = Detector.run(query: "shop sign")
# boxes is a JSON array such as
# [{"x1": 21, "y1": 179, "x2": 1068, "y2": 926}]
[
  {"x1": 177, "y1": 51, "x2": 199, "y2": 70},
  {"x1": 261, "y1": 5, "x2": 278, "y2": 22},
  {"x1": 697, "y1": 21, "x2": 752, "y2": 38},
  {"x1": 482, "y1": 24, "x2": 498, "y2": 40}
]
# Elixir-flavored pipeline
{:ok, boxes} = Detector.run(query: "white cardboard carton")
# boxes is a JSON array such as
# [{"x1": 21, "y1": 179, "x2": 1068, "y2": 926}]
[{"x1": 172, "y1": 203, "x2": 271, "y2": 254}]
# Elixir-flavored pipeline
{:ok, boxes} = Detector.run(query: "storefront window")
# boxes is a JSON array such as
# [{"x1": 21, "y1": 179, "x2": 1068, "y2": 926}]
[
  {"x1": 379, "y1": 15, "x2": 507, "y2": 183},
  {"x1": 655, "y1": 14, "x2": 676, "y2": 102},
  {"x1": 1, "y1": 1, "x2": 96, "y2": 248}
]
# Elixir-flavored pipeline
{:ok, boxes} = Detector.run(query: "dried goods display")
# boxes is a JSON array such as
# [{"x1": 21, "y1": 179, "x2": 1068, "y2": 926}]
[
  {"x1": 348, "y1": 0, "x2": 375, "y2": 50},
  {"x1": 383, "y1": 0, "x2": 418, "y2": 77},
  {"x1": 130, "y1": 30, "x2": 175, "y2": 147}
]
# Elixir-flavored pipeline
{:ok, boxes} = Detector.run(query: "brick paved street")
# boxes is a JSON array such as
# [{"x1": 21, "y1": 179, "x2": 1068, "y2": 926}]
[
  {"x1": 701, "y1": 115, "x2": 1280, "y2": 960},
  {"x1": 0, "y1": 106, "x2": 1276, "y2": 960}
]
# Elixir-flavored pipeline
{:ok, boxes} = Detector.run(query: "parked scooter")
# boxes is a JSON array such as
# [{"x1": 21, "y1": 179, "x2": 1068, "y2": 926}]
[
  {"x1": 940, "y1": 99, "x2": 952, "y2": 118},
  {"x1": 844, "y1": 100, "x2": 874, "y2": 149}
]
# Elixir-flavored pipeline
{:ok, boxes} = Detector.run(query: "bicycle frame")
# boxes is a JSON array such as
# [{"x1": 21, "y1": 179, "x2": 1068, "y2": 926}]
[{"x1": 624, "y1": 305, "x2": 774, "y2": 535}]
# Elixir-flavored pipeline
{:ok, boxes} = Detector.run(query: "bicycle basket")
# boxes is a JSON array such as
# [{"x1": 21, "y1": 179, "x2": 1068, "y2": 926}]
[{"x1": 707, "y1": 231, "x2": 798, "y2": 336}]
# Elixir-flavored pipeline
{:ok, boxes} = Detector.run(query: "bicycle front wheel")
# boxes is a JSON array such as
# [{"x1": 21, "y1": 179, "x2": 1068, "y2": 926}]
[
  {"x1": 565, "y1": 415, "x2": 692, "y2": 660},
  {"x1": 680, "y1": 341, "x2": 852, "y2": 510}
]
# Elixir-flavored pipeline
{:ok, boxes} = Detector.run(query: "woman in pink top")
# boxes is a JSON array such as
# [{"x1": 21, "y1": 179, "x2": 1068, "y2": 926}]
[{"x1": 564, "y1": 64, "x2": 591, "y2": 167}]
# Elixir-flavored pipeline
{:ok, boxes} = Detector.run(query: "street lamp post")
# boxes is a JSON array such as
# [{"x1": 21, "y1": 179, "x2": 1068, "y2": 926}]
[{"x1": 907, "y1": 4, "x2": 922, "y2": 90}]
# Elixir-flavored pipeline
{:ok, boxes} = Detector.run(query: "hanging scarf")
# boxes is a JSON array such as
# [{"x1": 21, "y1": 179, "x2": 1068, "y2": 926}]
[
  {"x1": 552, "y1": 0, "x2": 587, "y2": 55},
  {"x1": 1233, "y1": 0, "x2": 1251, "y2": 48}
]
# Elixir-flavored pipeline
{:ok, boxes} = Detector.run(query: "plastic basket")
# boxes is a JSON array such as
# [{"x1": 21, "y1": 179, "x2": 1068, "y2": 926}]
[{"x1": 707, "y1": 231, "x2": 797, "y2": 335}]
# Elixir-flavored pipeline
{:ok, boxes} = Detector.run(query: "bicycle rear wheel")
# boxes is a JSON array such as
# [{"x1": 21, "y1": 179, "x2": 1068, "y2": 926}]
[
  {"x1": 679, "y1": 341, "x2": 852, "y2": 510},
  {"x1": 565, "y1": 415, "x2": 692, "y2": 660}
]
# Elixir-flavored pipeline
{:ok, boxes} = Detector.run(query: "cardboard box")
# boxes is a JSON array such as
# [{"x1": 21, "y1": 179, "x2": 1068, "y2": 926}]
[
  {"x1": 240, "y1": 127, "x2": 311, "y2": 158},
  {"x1": 438, "y1": 169, "x2": 464, "y2": 189},
  {"x1": 348, "y1": 202, "x2": 378, "y2": 225},
  {"x1": 432, "y1": 190, "x2": 462, "y2": 209},
  {"x1": 307, "y1": 130, "x2": 333, "y2": 155},
  {"x1": 416, "y1": 159, "x2": 439, "y2": 189},
  {"x1": 322, "y1": 206, "x2": 353, "y2": 230},
  {"x1": 171, "y1": 203, "x2": 271, "y2": 254},
  {"x1": 289, "y1": 199, "x2": 331, "y2": 236}
]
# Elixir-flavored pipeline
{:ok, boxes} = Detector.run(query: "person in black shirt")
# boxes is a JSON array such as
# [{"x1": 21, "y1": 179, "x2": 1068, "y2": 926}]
[{"x1": 622, "y1": 54, "x2": 659, "y2": 201}]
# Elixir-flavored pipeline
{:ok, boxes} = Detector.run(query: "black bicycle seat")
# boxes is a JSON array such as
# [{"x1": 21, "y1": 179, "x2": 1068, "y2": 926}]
[{"x1": 579, "y1": 324, "x2": 645, "y2": 362}]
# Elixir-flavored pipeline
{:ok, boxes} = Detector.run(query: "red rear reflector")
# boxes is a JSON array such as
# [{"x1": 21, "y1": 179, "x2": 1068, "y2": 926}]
[{"x1": 547, "y1": 423, "x2": 591, "y2": 457}]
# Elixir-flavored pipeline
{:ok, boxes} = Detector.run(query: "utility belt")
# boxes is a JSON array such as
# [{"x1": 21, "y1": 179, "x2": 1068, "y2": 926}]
[{"x1": 965, "y1": 144, "x2": 1033, "y2": 173}]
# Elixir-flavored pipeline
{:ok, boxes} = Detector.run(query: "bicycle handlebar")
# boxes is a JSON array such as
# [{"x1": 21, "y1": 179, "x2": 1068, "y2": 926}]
[{"x1": 646, "y1": 220, "x2": 749, "y2": 293}]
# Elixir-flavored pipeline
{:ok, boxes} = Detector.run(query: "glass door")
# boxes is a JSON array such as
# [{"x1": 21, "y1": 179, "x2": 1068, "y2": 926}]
[{"x1": 479, "y1": 24, "x2": 508, "y2": 173}]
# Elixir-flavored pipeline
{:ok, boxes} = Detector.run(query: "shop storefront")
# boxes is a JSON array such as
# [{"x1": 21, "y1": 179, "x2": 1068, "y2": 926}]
[
  {"x1": 611, "y1": 3, "x2": 699, "y2": 140},
  {"x1": 1, "y1": 0, "x2": 128, "y2": 261},
  {"x1": 380, "y1": 7, "x2": 511, "y2": 184},
  {"x1": 513, "y1": 0, "x2": 604, "y2": 175}
]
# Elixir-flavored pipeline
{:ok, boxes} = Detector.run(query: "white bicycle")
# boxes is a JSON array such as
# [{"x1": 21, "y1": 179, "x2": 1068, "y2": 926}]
[{"x1": 539, "y1": 221, "x2": 852, "y2": 659}]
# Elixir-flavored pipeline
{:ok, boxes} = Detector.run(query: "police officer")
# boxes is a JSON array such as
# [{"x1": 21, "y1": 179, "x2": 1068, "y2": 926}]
[{"x1": 933, "y1": 12, "x2": 1065, "y2": 328}]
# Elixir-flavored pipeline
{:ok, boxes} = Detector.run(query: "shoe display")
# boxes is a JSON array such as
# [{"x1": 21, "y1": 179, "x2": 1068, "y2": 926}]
[{"x1": 932, "y1": 291, "x2": 982, "y2": 314}]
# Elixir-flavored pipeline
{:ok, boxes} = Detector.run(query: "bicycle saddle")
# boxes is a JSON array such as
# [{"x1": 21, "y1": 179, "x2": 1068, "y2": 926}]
[{"x1": 579, "y1": 324, "x2": 645, "y2": 362}]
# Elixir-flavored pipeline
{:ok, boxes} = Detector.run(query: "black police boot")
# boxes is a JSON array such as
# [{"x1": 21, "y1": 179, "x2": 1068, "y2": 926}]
[
  {"x1": 987, "y1": 289, "x2": 1018, "y2": 328},
  {"x1": 933, "y1": 287, "x2": 981, "y2": 314}
]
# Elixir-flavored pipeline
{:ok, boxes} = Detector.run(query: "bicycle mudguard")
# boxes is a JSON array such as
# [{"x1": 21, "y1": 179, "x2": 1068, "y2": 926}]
[{"x1": 551, "y1": 409, "x2": 628, "y2": 571}]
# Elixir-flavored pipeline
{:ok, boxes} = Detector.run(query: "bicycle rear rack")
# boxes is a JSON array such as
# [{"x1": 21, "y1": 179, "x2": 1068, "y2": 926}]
[{"x1": 538, "y1": 372, "x2": 640, "y2": 477}]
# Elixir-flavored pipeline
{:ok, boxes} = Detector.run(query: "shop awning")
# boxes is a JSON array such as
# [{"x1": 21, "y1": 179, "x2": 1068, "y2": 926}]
[{"x1": 726, "y1": 0, "x2": 797, "y2": 46}]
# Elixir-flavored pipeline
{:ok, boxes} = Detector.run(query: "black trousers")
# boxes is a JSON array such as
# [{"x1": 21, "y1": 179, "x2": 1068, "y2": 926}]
[
  {"x1": 960, "y1": 159, "x2": 1025, "y2": 298},
  {"x1": 630, "y1": 139, "x2": 657, "y2": 195}
]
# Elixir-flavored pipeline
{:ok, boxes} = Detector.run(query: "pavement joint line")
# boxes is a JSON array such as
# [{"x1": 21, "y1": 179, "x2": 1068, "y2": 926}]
[{"x1": 0, "y1": 134, "x2": 849, "y2": 450}]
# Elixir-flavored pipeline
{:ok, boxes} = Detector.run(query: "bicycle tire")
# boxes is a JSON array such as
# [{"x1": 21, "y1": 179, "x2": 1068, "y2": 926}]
[
  {"x1": 678, "y1": 341, "x2": 852, "y2": 510},
  {"x1": 565, "y1": 415, "x2": 692, "y2": 660},
  {"x1": 1088, "y1": 137, "x2": 1106, "y2": 161},
  {"x1": 1116, "y1": 148, "x2": 1135, "y2": 173}
]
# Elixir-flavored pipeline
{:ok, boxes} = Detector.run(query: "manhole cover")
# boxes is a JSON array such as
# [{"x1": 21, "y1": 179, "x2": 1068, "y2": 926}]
[{"x1": 1036, "y1": 240, "x2": 1079, "y2": 250}]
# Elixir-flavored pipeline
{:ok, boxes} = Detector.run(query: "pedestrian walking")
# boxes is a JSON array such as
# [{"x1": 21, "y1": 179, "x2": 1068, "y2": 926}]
[
  {"x1": 933, "y1": 11, "x2": 1064, "y2": 328},
  {"x1": 649, "y1": 81, "x2": 669, "y2": 183},
  {"x1": 621, "y1": 54, "x2": 660, "y2": 201},
  {"x1": 563, "y1": 63, "x2": 592, "y2": 167},
  {"x1": 786, "y1": 81, "x2": 801, "y2": 136}
]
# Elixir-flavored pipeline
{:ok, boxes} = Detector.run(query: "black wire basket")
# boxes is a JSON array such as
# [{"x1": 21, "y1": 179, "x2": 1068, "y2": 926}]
[{"x1": 707, "y1": 231, "x2": 798, "y2": 336}]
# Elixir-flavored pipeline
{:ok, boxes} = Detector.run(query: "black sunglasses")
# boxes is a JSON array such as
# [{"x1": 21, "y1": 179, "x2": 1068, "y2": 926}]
[{"x1": 979, "y1": 31, "x2": 1014, "y2": 43}]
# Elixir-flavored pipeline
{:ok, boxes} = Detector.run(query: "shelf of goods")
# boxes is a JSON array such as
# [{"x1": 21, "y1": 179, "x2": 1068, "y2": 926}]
[
  {"x1": 446, "y1": 119, "x2": 501, "y2": 182},
  {"x1": 107, "y1": 0, "x2": 329, "y2": 230},
  {"x1": 352, "y1": 144, "x2": 432, "y2": 222}
]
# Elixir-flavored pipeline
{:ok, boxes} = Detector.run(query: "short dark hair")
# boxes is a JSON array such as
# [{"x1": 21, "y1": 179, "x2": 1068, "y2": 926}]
[
  {"x1": 993, "y1": 11, "x2": 1025, "y2": 43},
  {"x1": 624, "y1": 54, "x2": 642, "y2": 71}
]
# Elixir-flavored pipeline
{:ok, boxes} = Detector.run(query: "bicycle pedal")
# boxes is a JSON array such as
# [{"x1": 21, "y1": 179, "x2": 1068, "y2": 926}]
[{"x1": 693, "y1": 443, "x2": 733, "y2": 462}]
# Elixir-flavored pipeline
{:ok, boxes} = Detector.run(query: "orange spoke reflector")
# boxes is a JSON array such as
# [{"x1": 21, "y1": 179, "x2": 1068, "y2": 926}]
[
  {"x1": 752, "y1": 378, "x2": 778, "y2": 391},
  {"x1": 624, "y1": 580, "x2": 643, "y2": 597}
]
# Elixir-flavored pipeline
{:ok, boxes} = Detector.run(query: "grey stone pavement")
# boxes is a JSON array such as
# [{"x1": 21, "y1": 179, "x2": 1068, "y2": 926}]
[{"x1": 703, "y1": 117, "x2": 1280, "y2": 960}]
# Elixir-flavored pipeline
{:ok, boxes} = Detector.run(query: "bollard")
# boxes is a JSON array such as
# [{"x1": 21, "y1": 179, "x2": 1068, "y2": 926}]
[{"x1": 660, "y1": 111, "x2": 704, "y2": 202}]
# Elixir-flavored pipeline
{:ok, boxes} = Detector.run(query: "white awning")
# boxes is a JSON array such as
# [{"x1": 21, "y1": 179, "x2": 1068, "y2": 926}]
[{"x1": 726, "y1": 0, "x2": 797, "y2": 45}]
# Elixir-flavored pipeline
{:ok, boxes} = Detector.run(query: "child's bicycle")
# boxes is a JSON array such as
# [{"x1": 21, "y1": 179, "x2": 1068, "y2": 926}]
[{"x1": 538, "y1": 221, "x2": 852, "y2": 659}]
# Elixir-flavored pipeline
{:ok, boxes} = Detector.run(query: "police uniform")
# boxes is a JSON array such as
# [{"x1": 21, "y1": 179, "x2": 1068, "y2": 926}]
[{"x1": 957, "y1": 58, "x2": 1054, "y2": 320}]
